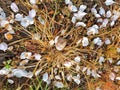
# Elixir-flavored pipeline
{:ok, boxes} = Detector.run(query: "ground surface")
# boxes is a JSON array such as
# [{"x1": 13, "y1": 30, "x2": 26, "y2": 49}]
[{"x1": 0, "y1": 0, "x2": 120, "y2": 90}]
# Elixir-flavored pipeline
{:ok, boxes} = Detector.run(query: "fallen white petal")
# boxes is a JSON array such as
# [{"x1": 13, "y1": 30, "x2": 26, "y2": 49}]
[
  {"x1": 0, "y1": 42, "x2": 8, "y2": 52},
  {"x1": 96, "y1": 87, "x2": 101, "y2": 90},
  {"x1": 65, "y1": 0, "x2": 72, "y2": 5},
  {"x1": 0, "y1": 20, "x2": 9, "y2": 27},
  {"x1": 15, "y1": 13, "x2": 23, "y2": 21},
  {"x1": 87, "y1": 68, "x2": 91, "y2": 75},
  {"x1": 117, "y1": 48, "x2": 120, "y2": 53},
  {"x1": 75, "y1": 22, "x2": 86, "y2": 27},
  {"x1": 109, "y1": 72, "x2": 115, "y2": 81},
  {"x1": 54, "y1": 81, "x2": 64, "y2": 88},
  {"x1": 42, "y1": 72, "x2": 48, "y2": 82},
  {"x1": 106, "y1": 10, "x2": 112, "y2": 18},
  {"x1": 79, "y1": 5, "x2": 87, "y2": 12},
  {"x1": 10, "y1": 2, "x2": 19, "y2": 13},
  {"x1": 20, "y1": 52, "x2": 32, "y2": 59},
  {"x1": 116, "y1": 77, "x2": 120, "y2": 80},
  {"x1": 55, "y1": 36, "x2": 67, "y2": 51},
  {"x1": 34, "y1": 53, "x2": 41, "y2": 60},
  {"x1": 49, "y1": 39, "x2": 55, "y2": 46},
  {"x1": 72, "y1": 76, "x2": 80, "y2": 85},
  {"x1": 64, "y1": 61, "x2": 72, "y2": 68},
  {"x1": 99, "y1": 7, "x2": 105, "y2": 16},
  {"x1": 116, "y1": 60, "x2": 120, "y2": 65},
  {"x1": 82, "y1": 37, "x2": 89, "y2": 47},
  {"x1": 93, "y1": 37, "x2": 103, "y2": 46},
  {"x1": 74, "y1": 56, "x2": 81, "y2": 63},
  {"x1": 71, "y1": 16, "x2": 76, "y2": 24},
  {"x1": 76, "y1": 65, "x2": 80, "y2": 72},
  {"x1": 99, "y1": 56, "x2": 105, "y2": 65},
  {"x1": 29, "y1": 9, "x2": 36, "y2": 18},
  {"x1": 19, "y1": 59, "x2": 29, "y2": 66},
  {"x1": 110, "y1": 20, "x2": 115, "y2": 27},
  {"x1": 105, "y1": 38, "x2": 111, "y2": 45},
  {"x1": 7, "y1": 79, "x2": 14, "y2": 84},
  {"x1": 0, "y1": 67, "x2": 11, "y2": 75},
  {"x1": 66, "y1": 74, "x2": 72, "y2": 81},
  {"x1": 68, "y1": 5, "x2": 78, "y2": 12},
  {"x1": 12, "y1": 69, "x2": 28, "y2": 78},
  {"x1": 82, "y1": 67, "x2": 87, "y2": 72},
  {"x1": 30, "y1": 0, "x2": 36, "y2": 4},
  {"x1": 74, "y1": 11, "x2": 87, "y2": 20},
  {"x1": 105, "y1": 0, "x2": 115, "y2": 6},
  {"x1": 55, "y1": 75, "x2": 61, "y2": 80}
]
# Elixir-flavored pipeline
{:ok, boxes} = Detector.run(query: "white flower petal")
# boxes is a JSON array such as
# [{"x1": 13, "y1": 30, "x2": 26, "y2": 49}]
[
  {"x1": 100, "y1": 19, "x2": 109, "y2": 28},
  {"x1": 0, "y1": 42, "x2": 8, "y2": 52},
  {"x1": 105, "y1": 0, "x2": 115, "y2": 6},
  {"x1": 93, "y1": 37, "x2": 103, "y2": 46},
  {"x1": 20, "y1": 52, "x2": 32, "y2": 59},
  {"x1": 74, "y1": 56, "x2": 81, "y2": 63},
  {"x1": 96, "y1": 87, "x2": 101, "y2": 90},
  {"x1": 99, "y1": 56, "x2": 105, "y2": 65},
  {"x1": 64, "y1": 61, "x2": 72, "y2": 68},
  {"x1": 116, "y1": 60, "x2": 120, "y2": 65},
  {"x1": 97, "y1": 18, "x2": 103, "y2": 23},
  {"x1": 72, "y1": 76, "x2": 80, "y2": 85},
  {"x1": 69, "y1": 5, "x2": 77, "y2": 12},
  {"x1": 55, "y1": 75, "x2": 61, "y2": 80},
  {"x1": 42, "y1": 72, "x2": 48, "y2": 82},
  {"x1": 0, "y1": 20, "x2": 9, "y2": 27},
  {"x1": 109, "y1": 72, "x2": 115, "y2": 81},
  {"x1": 66, "y1": 74, "x2": 72, "y2": 81},
  {"x1": 10, "y1": 2, "x2": 19, "y2": 13},
  {"x1": 117, "y1": 48, "x2": 120, "y2": 53},
  {"x1": 74, "y1": 11, "x2": 87, "y2": 20},
  {"x1": 106, "y1": 10, "x2": 112, "y2": 18},
  {"x1": 99, "y1": 7, "x2": 105, "y2": 16},
  {"x1": 79, "y1": 5, "x2": 87, "y2": 12},
  {"x1": 75, "y1": 22, "x2": 86, "y2": 27},
  {"x1": 49, "y1": 39, "x2": 54, "y2": 46},
  {"x1": 87, "y1": 25, "x2": 98, "y2": 35},
  {"x1": 108, "y1": 58, "x2": 113, "y2": 64},
  {"x1": 110, "y1": 21, "x2": 115, "y2": 27},
  {"x1": 116, "y1": 77, "x2": 120, "y2": 80},
  {"x1": 76, "y1": 65, "x2": 80, "y2": 72},
  {"x1": 30, "y1": 0, "x2": 36, "y2": 4},
  {"x1": 105, "y1": 38, "x2": 111, "y2": 45},
  {"x1": 12, "y1": 69, "x2": 28, "y2": 78},
  {"x1": 87, "y1": 68, "x2": 91, "y2": 75},
  {"x1": 0, "y1": 67, "x2": 10, "y2": 75},
  {"x1": 91, "y1": 7, "x2": 97, "y2": 14},
  {"x1": 29, "y1": 9, "x2": 36, "y2": 18},
  {"x1": 15, "y1": 13, "x2": 23, "y2": 21},
  {"x1": 82, "y1": 67, "x2": 87, "y2": 72},
  {"x1": 7, "y1": 79, "x2": 14, "y2": 84},
  {"x1": 34, "y1": 53, "x2": 41, "y2": 60},
  {"x1": 6, "y1": 25, "x2": 15, "y2": 34},
  {"x1": 82, "y1": 37, "x2": 89, "y2": 47},
  {"x1": 19, "y1": 59, "x2": 29, "y2": 66},
  {"x1": 54, "y1": 81, "x2": 64, "y2": 88},
  {"x1": 55, "y1": 36, "x2": 67, "y2": 51},
  {"x1": 71, "y1": 16, "x2": 76, "y2": 24},
  {"x1": 21, "y1": 16, "x2": 34, "y2": 28},
  {"x1": 65, "y1": 0, "x2": 72, "y2": 5},
  {"x1": 95, "y1": 14, "x2": 101, "y2": 18}
]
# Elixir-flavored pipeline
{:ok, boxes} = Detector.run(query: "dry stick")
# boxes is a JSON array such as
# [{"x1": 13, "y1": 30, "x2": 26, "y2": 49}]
[{"x1": 8, "y1": 38, "x2": 28, "y2": 46}]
